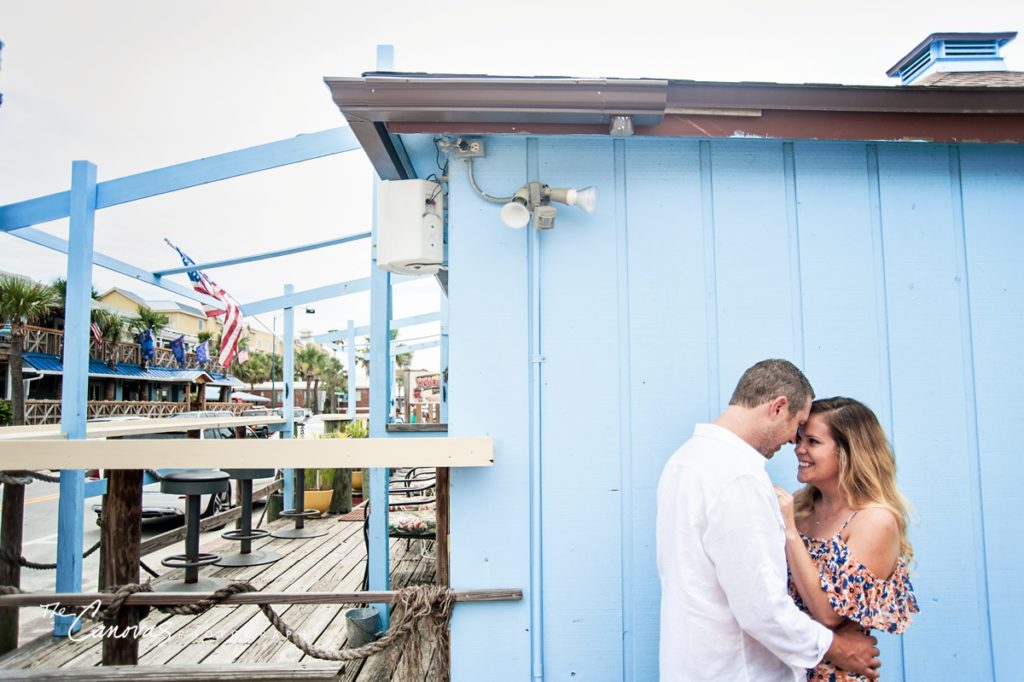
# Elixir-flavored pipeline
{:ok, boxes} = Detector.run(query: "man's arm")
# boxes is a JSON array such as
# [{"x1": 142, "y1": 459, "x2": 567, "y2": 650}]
[
  {"x1": 826, "y1": 622, "x2": 881, "y2": 678},
  {"x1": 704, "y1": 474, "x2": 832, "y2": 671}
]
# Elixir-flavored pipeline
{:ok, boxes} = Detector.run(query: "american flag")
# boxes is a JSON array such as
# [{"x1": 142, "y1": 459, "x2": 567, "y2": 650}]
[
  {"x1": 165, "y1": 240, "x2": 243, "y2": 368},
  {"x1": 90, "y1": 321, "x2": 103, "y2": 344}
]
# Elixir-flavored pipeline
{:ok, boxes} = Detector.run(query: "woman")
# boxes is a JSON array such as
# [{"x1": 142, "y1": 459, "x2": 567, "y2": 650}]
[{"x1": 775, "y1": 397, "x2": 919, "y2": 681}]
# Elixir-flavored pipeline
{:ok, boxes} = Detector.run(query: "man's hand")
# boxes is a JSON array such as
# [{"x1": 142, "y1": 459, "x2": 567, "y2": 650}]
[
  {"x1": 773, "y1": 485, "x2": 797, "y2": 535},
  {"x1": 824, "y1": 621, "x2": 880, "y2": 679}
]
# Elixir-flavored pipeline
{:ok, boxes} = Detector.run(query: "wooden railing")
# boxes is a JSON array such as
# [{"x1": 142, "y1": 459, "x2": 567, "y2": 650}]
[
  {"x1": 21, "y1": 325, "x2": 230, "y2": 374},
  {"x1": 23, "y1": 400, "x2": 253, "y2": 425},
  {"x1": 24, "y1": 400, "x2": 189, "y2": 425}
]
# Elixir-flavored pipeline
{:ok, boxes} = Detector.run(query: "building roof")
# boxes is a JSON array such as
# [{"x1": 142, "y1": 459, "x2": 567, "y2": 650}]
[
  {"x1": 325, "y1": 72, "x2": 1024, "y2": 180},
  {"x1": 22, "y1": 352, "x2": 241, "y2": 386},
  {"x1": 915, "y1": 71, "x2": 1024, "y2": 87},
  {"x1": 98, "y1": 287, "x2": 206, "y2": 318}
]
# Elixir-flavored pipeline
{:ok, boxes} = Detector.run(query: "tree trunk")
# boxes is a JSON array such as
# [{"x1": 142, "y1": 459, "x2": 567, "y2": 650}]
[
  {"x1": 328, "y1": 468, "x2": 352, "y2": 515},
  {"x1": 104, "y1": 379, "x2": 115, "y2": 401},
  {"x1": 10, "y1": 330, "x2": 25, "y2": 426}
]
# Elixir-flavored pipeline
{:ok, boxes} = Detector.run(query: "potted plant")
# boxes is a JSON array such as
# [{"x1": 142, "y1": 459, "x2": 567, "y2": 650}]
[{"x1": 304, "y1": 468, "x2": 336, "y2": 514}]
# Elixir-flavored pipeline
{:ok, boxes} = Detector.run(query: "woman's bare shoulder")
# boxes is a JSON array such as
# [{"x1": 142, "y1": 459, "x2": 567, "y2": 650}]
[
  {"x1": 850, "y1": 505, "x2": 900, "y2": 533},
  {"x1": 845, "y1": 506, "x2": 901, "y2": 577}
]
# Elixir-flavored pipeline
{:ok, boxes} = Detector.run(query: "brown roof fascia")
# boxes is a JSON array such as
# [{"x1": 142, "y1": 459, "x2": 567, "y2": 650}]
[
  {"x1": 325, "y1": 75, "x2": 1024, "y2": 176},
  {"x1": 325, "y1": 76, "x2": 669, "y2": 126}
]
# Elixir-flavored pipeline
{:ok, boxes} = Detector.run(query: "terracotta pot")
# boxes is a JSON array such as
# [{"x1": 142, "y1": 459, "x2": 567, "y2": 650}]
[{"x1": 351, "y1": 470, "x2": 362, "y2": 493}]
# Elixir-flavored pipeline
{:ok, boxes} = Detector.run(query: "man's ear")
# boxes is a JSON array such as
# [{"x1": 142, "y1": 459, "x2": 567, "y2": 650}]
[{"x1": 768, "y1": 395, "x2": 789, "y2": 417}]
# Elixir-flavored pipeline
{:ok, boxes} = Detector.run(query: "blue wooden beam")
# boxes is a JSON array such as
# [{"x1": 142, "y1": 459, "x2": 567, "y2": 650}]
[
  {"x1": 55, "y1": 160, "x2": 96, "y2": 637},
  {"x1": 9, "y1": 226, "x2": 222, "y2": 307},
  {"x1": 346, "y1": 321, "x2": 357, "y2": 421},
  {"x1": 311, "y1": 312, "x2": 442, "y2": 345},
  {"x1": 368, "y1": 43, "x2": 394, "y2": 625},
  {"x1": 152, "y1": 232, "x2": 371, "y2": 276},
  {"x1": 282, "y1": 284, "x2": 296, "y2": 510},
  {"x1": 440, "y1": 294, "x2": 449, "y2": 423},
  {"x1": 242, "y1": 279, "x2": 372, "y2": 317},
  {"x1": 0, "y1": 127, "x2": 359, "y2": 231}
]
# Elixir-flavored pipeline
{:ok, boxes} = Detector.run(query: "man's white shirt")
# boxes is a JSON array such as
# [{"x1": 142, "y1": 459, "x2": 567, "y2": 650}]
[{"x1": 656, "y1": 423, "x2": 832, "y2": 681}]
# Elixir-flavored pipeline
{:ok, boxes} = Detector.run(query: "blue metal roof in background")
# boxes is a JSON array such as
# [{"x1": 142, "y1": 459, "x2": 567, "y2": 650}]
[{"x1": 21, "y1": 352, "x2": 241, "y2": 385}]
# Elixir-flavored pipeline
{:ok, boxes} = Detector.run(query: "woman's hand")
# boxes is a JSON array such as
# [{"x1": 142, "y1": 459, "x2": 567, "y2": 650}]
[{"x1": 773, "y1": 485, "x2": 798, "y2": 536}]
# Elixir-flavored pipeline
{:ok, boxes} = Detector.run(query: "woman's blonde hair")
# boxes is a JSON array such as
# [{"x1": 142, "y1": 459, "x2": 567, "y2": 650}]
[{"x1": 793, "y1": 397, "x2": 913, "y2": 562}]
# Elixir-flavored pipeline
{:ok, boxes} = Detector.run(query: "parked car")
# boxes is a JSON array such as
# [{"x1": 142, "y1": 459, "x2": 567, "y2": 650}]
[{"x1": 241, "y1": 407, "x2": 276, "y2": 438}]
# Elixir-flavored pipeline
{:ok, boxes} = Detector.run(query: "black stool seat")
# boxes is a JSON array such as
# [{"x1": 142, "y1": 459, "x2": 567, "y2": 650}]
[
  {"x1": 155, "y1": 469, "x2": 232, "y2": 590},
  {"x1": 160, "y1": 470, "x2": 230, "y2": 496},
  {"x1": 222, "y1": 468, "x2": 275, "y2": 480},
  {"x1": 215, "y1": 468, "x2": 282, "y2": 567}
]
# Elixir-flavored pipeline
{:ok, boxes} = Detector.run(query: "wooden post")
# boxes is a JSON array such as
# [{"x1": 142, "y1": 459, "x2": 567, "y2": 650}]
[
  {"x1": 101, "y1": 469, "x2": 142, "y2": 665},
  {"x1": 436, "y1": 467, "x2": 449, "y2": 586},
  {"x1": 0, "y1": 480, "x2": 26, "y2": 654}
]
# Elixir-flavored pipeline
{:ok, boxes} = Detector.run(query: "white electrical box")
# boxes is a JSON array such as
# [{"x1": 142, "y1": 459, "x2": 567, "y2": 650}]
[{"x1": 376, "y1": 179, "x2": 444, "y2": 275}]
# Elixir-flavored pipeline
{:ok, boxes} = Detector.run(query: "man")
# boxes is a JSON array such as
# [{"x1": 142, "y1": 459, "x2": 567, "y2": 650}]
[{"x1": 656, "y1": 359, "x2": 880, "y2": 681}]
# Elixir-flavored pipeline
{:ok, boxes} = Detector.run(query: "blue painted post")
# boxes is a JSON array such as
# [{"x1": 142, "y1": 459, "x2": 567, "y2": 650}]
[
  {"x1": 346, "y1": 320, "x2": 356, "y2": 421},
  {"x1": 440, "y1": 294, "x2": 449, "y2": 424},
  {"x1": 368, "y1": 43, "x2": 395, "y2": 628},
  {"x1": 282, "y1": 285, "x2": 295, "y2": 510},
  {"x1": 55, "y1": 160, "x2": 96, "y2": 637}
]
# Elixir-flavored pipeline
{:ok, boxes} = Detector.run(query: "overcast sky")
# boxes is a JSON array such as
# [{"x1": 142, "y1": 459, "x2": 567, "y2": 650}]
[{"x1": 1, "y1": 1, "x2": 1021, "y2": 374}]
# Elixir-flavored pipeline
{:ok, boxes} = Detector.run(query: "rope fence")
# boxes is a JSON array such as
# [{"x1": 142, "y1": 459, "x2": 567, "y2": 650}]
[{"x1": 0, "y1": 582, "x2": 511, "y2": 681}]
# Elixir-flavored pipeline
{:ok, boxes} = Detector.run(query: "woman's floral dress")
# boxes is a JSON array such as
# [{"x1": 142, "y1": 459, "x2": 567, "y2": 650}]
[{"x1": 789, "y1": 516, "x2": 919, "y2": 681}]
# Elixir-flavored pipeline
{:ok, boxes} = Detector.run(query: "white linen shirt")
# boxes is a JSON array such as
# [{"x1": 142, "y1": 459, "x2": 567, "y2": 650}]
[{"x1": 656, "y1": 423, "x2": 832, "y2": 681}]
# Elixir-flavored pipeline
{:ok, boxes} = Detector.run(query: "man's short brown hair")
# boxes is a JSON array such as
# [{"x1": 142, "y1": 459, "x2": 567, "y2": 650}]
[{"x1": 728, "y1": 359, "x2": 814, "y2": 414}]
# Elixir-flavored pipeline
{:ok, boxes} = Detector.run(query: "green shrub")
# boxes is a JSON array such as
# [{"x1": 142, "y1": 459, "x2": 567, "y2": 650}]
[
  {"x1": 0, "y1": 400, "x2": 11, "y2": 427},
  {"x1": 344, "y1": 420, "x2": 368, "y2": 439}
]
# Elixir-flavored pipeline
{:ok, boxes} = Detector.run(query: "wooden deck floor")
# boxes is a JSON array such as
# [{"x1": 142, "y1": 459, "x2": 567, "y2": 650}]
[{"x1": 0, "y1": 512, "x2": 440, "y2": 680}]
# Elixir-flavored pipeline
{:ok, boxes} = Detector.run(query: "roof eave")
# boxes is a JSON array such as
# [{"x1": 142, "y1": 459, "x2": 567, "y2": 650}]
[{"x1": 325, "y1": 75, "x2": 1024, "y2": 178}]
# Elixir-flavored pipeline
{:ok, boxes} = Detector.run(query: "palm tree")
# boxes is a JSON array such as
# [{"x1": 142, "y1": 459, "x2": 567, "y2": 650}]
[
  {"x1": 356, "y1": 330, "x2": 412, "y2": 377},
  {"x1": 91, "y1": 309, "x2": 126, "y2": 399},
  {"x1": 294, "y1": 343, "x2": 324, "y2": 411},
  {"x1": 0, "y1": 276, "x2": 58, "y2": 425},
  {"x1": 319, "y1": 354, "x2": 346, "y2": 413},
  {"x1": 93, "y1": 309, "x2": 126, "y2": 366},
  {"x1": 129, "y1": 304, "x2": 169, "y2": 337},
  {"x1": 46, "y1": 277, "x2": 99, "y2": 331},
  {"x1": 232, "y1": 350, "x2": 272, "y2": 390}
]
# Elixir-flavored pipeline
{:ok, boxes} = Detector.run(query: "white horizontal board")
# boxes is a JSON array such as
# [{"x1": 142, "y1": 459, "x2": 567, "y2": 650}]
[{"x1": 0, "y1": 436, "x2": 493, "y2": 468}]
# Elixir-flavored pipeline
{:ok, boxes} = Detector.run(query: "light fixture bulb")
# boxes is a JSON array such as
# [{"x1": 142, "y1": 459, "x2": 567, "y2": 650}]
[
  {"x1": 545, "y1": 186, "x2": 599, "y2": 214},
  {"x1": 572, "y1": 186, "x2": 598, "y2": 214},
  {"x1": 501, "y1": 199, "x2": 530, "y2": 229}
]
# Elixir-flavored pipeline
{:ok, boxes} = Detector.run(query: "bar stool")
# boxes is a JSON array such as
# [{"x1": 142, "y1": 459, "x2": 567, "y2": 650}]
[
  {"x1": 216, "y1": 469, "x2": 281, "y2": 567},
  {"x1": 154, "y1": 470, "x2": 233, "y2": 592},
  {"x1": 271, "y1": 468, "x2": 327, "y2": 540}
]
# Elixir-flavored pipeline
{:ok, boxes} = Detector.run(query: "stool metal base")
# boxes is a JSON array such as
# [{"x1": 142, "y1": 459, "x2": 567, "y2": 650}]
[
  {"x1": 152, "y1": 575, "x2": 235, "y2": 593},
  {"x1": 271, "y1": 526, "x2": 328, "y2": 540},
  {"x1": 215, "y1": 550, "x2": 282, "y2": 567}
]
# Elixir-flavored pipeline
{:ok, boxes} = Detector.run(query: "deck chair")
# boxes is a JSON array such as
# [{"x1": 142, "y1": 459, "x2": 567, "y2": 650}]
[{"x1": 361, "y1": 468, "x2": 436, "y2": 590}]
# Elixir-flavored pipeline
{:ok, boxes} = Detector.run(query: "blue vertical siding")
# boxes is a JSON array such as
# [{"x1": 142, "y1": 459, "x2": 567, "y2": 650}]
[
  {"x1": 443, "y1": 134, "x2": 1023, "y2": 681},
  {"x1": 448, "y1": 137, "x2": 534, "y2": 679},
  {"x1": 958, "y1": 145, "x2": 1024, "y2": 682}
]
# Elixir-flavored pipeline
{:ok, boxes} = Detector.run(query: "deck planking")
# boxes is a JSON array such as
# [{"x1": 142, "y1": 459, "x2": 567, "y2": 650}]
[{"x1": 0, "y1": 514, "x2": 440, "y2": 680}]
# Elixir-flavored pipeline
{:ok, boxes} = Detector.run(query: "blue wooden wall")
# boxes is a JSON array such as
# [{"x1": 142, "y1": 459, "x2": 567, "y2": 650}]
[{"x1": 439, "y1": 135, "x2": 1023, "y2": 681}]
